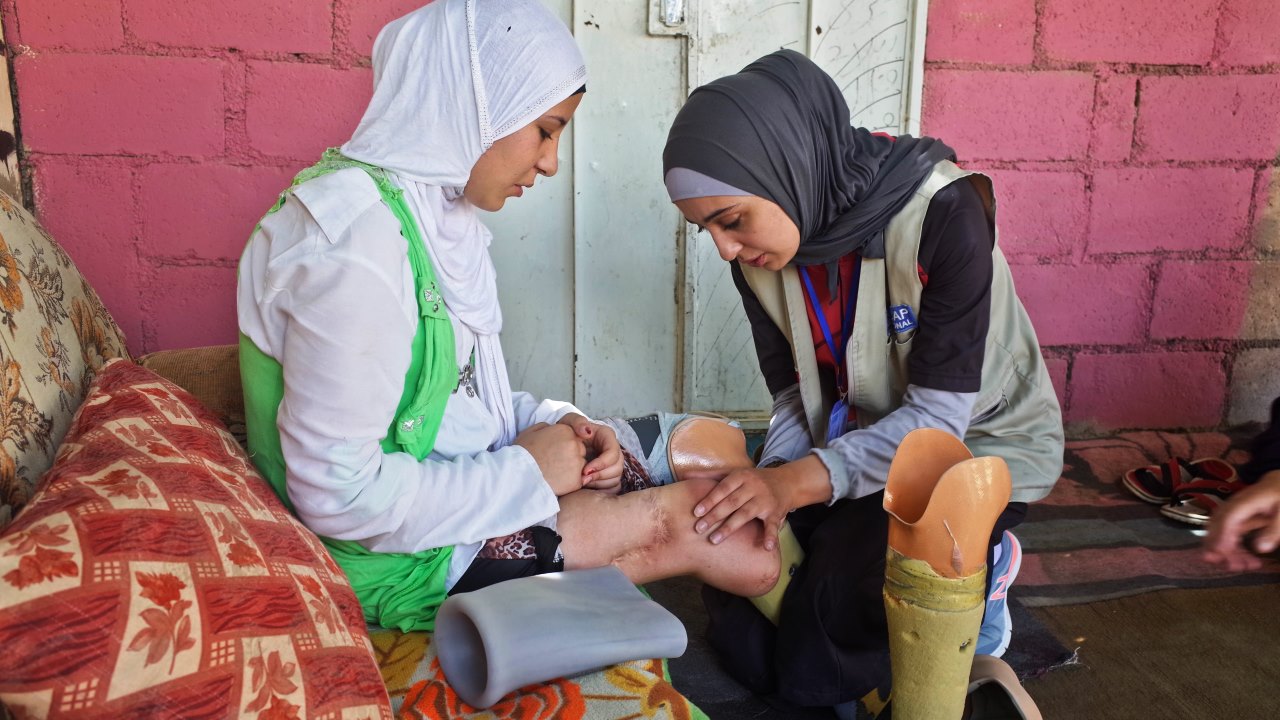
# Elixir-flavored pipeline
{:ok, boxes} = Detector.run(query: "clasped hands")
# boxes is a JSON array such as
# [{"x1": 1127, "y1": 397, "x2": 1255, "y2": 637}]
[{"x1": 515, "y1": 413, "x2": 624, "y2": 496}]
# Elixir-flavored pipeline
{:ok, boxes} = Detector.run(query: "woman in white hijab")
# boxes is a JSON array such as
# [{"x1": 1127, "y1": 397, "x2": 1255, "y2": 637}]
[{"x1": 238, "y1": 0, "x2": 778, "y2": 632}]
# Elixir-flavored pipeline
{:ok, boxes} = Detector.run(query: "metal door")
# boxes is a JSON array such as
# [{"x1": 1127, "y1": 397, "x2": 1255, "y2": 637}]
[{"x1": 491, "y1": 0, "x2": 927, "y2": 419}]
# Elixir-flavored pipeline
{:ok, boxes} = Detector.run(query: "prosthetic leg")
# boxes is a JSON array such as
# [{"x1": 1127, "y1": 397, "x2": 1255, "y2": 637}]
[
  {"x1": 666, "y1": 416, "x2": 802, "y2": 625},
  {"x1": 882, "y1": 428, "x2": 1011, "y2": 720}
]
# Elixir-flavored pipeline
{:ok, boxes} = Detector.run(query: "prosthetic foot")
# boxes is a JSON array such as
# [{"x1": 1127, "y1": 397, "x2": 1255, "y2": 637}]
[
  {"x1": 667, "y1": 416, "x2": 803, "y2": 624},
  {"x1": 882, "y1": 428, "x2": 1012, "y2": 720}
]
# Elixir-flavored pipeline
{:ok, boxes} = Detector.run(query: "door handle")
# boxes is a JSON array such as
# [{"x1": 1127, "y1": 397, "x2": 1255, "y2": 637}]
[
  {"x1": 661, "y1": 0, "x2": 684, "y2": 26},
  {"x1": 648, "y1": 0, "x2": 687, "y2": 35}
]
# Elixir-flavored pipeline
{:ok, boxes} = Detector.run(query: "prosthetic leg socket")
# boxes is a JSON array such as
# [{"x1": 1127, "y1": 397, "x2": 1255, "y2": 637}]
[
  {"x1": 882, "y1": 429, "x2": 1011, "y2": 720},
  {"x1": 667, "y1": 414, "x2": 756, "y2": 480},
  {"x1": 435, "y1": 566, "x2": 687, "y2": 708}
]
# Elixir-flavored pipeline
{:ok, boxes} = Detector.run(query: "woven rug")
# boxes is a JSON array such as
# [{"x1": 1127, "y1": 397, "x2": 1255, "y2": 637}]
[{"x1": 1015, "y1": 431, "x2": 1280, "y2": 607}]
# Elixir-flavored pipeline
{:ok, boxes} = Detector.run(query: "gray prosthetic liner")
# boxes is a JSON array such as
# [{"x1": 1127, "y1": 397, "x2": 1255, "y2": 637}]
[{"x1": 435, "y1": 566, "x2": 688, "y2": 708}]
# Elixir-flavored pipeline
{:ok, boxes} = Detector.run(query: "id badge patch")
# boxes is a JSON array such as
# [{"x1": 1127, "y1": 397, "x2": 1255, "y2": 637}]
[
  {"x1": 826, "y1": 401, "x2": 849, "y2": 444},
  {"x1": 889, "y1": 304, "x2": 917, "y2": 334}
]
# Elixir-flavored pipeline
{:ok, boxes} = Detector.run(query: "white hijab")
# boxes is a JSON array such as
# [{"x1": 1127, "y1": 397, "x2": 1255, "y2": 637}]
[{"x1": 341, "y1": 0, "x2": 586, "y2": 448}]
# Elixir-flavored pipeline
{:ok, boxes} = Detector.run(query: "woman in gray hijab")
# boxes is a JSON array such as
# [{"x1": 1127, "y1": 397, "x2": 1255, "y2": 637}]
[{"x1": 662, "y1": 50, "x2": 1064, "y2": 713}]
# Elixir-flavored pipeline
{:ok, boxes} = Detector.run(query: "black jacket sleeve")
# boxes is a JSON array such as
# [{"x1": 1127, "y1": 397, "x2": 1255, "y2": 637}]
[{"x1": 909, "y1": 179, "x2": 995, "y2": 393}]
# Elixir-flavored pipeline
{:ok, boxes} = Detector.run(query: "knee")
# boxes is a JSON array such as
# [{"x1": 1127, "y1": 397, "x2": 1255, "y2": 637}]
[
  {"x1": 673, "y1": 479, "x2": 784, "y2": 594},
  {"x1": 740, "y1": 538, "x2": 782, "y2": 598}
]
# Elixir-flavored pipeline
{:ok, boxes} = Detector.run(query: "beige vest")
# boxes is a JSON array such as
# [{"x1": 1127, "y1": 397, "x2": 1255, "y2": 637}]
[{"x1": 740, "y1": 161, "x2": 1063, "y2": 502}]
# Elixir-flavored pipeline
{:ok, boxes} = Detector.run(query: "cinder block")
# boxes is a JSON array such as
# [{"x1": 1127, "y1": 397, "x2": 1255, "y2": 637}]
[
  {"x1": 140, "y1": 163, "x2": 297, "y2": 260},
  {"x1": 15, "y1": 54, "x2": 225, "y2": 156},
  {"x1": 987, "y1": 169, "x2": 1086, "y2": 260},
  {"x1": 1011, "y1": 262, "x2": 1153, "y2": 346},
  {"x1": 1136, "y1": 74, "x2": 1280, "y2": 162},
  {"x1": 246, "y1": 61, "x2": 372, "y2": 161},
  {"x1": 14, "y1": 0, "x2": 123, "y2": 50},
  {"x1": 1150, "y1": 261, "x2": 1252, "y2": 340},
  {"x1": 924, "y1": 0, "x2": 1035, "y2": 65},
  {"x1": 125, "y1": 0, "x2": 333, "y2": 53},
  {"x1": 923, "y1": 70, "x2": 1094, "y2": 161},
  {"x1": 1070, "y1": 351, "x2": 1226, "y2": 429},
  {"x1": 1088, "y1": 167, "x2": 1253, "y2": 254},
  {"x1": 1229, "y1": 347, "x2": 1280, "y2": 425},
  {"x1": 1091, "y1": 74, "x2": 1137, "y2": 162},
  {"x1": 1219, "y1": 0, "x2": 1280, "y2": 66},
  {"x1": 1242, "y1": 261, "x2": 1280, "y2": 339},
  {"x1": 1254, "y1": 168, "x2": 1280, "y2": 254},
  {"x1": 141, "y1": 265, "x2": 239, "y2": 352},
  {"x1": 1042, "y1": 0, "x2": 1218, "y2": 64}
]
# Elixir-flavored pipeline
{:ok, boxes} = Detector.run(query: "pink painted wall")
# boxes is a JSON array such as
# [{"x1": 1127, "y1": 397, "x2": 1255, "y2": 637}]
[
  {"x1": 4, "y1": 0, "x2": 1279, "y2": 430},
  {"x1": 2, "y1": 0, "x2": 420, "y2": 352},
  {"x1": 922, "y1": 0, "x2": 1280, "y2": 430}
]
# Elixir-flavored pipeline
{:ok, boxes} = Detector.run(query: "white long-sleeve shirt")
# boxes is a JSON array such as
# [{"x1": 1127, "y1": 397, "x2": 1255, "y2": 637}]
[{"x1": 237, "y1": 168, "x2": 582, "y2": 587}]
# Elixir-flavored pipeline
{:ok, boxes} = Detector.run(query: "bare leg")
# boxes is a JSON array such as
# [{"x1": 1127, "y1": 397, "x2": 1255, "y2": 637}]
[{"x1": 556, "y1": 478, "x2": 780, "y2": 598}]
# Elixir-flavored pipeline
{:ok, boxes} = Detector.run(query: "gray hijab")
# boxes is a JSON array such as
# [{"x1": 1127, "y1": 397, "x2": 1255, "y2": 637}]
[{"x1": 662, "y1": 49, "x2": 955, "y2": 265}]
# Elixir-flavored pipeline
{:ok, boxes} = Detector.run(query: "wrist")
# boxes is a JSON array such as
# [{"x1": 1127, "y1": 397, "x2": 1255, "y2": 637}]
[{"x1": 765, "y1": 455, "x2": 832, "y2": 509}]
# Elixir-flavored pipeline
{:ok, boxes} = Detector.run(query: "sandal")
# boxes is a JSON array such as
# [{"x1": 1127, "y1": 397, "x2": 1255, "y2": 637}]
[
  {"x1": 1160, "y1": 476, "x2": 1248, "y2": 526},
  {"x1": 1121, "y1": 457, "x2": 1237, "y2": 504}
]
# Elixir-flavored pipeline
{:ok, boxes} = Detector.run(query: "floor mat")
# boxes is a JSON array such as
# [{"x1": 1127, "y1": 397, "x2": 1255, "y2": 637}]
[{"x1": 1016, "y1": 431, "x2": 1280, "y2": 606}]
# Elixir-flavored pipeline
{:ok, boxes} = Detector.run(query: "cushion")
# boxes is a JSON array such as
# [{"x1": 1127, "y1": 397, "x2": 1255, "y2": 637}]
[
  {"x1": 0, "y1": 359, "x2": 391, "y2": 719},
  {"x1": 137, "y1": 345, "x2": 245, "y2": 444},
  {"x1": 0, "y1": 191, "x2": 130, "y2": 527}
]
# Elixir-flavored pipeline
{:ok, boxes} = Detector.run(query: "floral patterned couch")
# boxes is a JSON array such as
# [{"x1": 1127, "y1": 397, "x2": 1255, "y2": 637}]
[{"x1": 0, "y1": 191, "x2": 702, "y2": 720}]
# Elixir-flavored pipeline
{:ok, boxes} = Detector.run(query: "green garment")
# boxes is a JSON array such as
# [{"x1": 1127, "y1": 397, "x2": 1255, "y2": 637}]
[{"x1": 240, "y1": 148, "x2": 460, "y2": 631}]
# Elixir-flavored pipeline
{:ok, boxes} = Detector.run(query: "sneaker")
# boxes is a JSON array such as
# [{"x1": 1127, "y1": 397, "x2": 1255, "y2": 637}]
[{"x1": 976, "y1": 531, "x2": 1022, "y2": 658}]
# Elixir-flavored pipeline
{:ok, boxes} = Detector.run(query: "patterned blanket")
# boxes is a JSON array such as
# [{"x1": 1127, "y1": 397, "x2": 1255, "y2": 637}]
[{"x1": 371, "y1": 627, "x2": 706, "y2": 720}]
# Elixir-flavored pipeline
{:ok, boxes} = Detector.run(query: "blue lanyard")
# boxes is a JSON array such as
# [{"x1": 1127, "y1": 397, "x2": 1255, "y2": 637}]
[{"x1": 799, "y1": 261, "x2": 861, "y2": 395}]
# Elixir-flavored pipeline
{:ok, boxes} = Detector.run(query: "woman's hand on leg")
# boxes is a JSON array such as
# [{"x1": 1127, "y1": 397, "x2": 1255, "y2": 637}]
[
  {"x1": 693, "y1": 468, "x2": 790, "y2": 551},
  {"x1": 693, "y1": 454, "x2": 834, "y2": 550},
  {"x1": 558, "y1": 413, "x2": 625, "y2": 493}
]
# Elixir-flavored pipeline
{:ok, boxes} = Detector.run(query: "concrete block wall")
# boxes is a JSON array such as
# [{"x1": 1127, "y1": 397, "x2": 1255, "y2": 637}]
[
  {"x1": 922, "y1": 0, "x2": 1280, "y2": 429},
  {"x1": 1, "y1": 0, "x2": 421, "y2": 352},
  {"x1": 5, "y1": 0, "x2": 1278, "y2": 430}
]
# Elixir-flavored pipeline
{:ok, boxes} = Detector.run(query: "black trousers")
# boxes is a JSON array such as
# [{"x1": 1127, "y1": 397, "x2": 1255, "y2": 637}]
[{"x1": 702, "y1": 491, "x2": 1027, "y2": 707}]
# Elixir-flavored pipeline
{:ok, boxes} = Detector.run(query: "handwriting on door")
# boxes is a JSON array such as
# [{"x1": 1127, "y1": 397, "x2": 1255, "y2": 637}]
[{"x1": 810, "y1": 0, "x2": 910, "y2": 133}]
